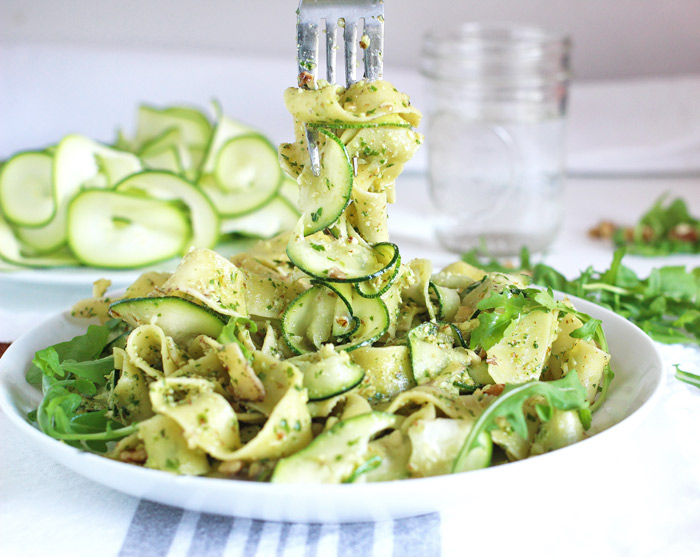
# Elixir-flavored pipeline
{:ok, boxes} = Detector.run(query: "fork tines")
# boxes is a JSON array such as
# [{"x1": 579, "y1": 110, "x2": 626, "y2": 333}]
[
  {"x1": 297, "y1": 1, "x2": 385, "y2": 175},
  {"x1": 297, "y1": 0, "x2": 384, "y2": 88}
]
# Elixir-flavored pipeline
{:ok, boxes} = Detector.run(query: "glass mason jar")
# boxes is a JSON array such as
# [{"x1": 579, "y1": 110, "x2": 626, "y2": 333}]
[{"x1": 421, "y1": 22, "x2": 571, "y2": 256}]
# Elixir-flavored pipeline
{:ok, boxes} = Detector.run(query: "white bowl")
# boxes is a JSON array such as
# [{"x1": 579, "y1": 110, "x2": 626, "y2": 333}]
[{"x1": 0, "y1": 296, "x2": 664, "y2": 523}]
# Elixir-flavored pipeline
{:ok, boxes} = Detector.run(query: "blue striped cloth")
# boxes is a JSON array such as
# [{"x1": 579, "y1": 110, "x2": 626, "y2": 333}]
[{"x1": 118, "y1": 500, "x2": 441, "y2": 557}]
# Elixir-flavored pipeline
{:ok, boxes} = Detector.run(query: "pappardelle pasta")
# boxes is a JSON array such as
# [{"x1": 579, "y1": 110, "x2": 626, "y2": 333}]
[{"x1": 27, "y1": 79, "x2": 613, "y2": 483}]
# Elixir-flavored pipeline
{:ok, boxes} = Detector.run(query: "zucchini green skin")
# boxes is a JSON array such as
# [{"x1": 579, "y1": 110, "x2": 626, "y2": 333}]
[
  {"x1": 429, "y1": 281, "x2": 460, "y2": 322},
  {"x1": 334, "y1": 295, "x2": 389, "y2": 353},
  {"x1": 307, "y1": 122, "x2": 412, "y2": 130},
  {"x1": 281, "y1": 281, "x2": 388, "y2": 355},
  {"x1": 0, "y1": 211, "x2": 78, "y2": 268},
  {"x1": 287, "y1": 235, "x2": 399, "y2": 284},
  {"x1": 288, "y1": 348, "x2": 366, "y2": 401},
  {"x1": 354, "y1": 251, "x2": 402, "y2": 298},
  {"x1": 299, "y1": 129, "x2": 353, "y2": 235},
  {"x1": 271, "y1": 411, "x2": 400, "y2": 483},
  {"x1": 113, "y1": 169, "x2": 220, "y2": 249},
  {"x1": 200, "y1": 133, "x2": 282, "y2": 218},
  {"x1": 13, "y1": 225, "x2": 68, "y2": 255},
  {"x1": 134, "y1": 104, "x2": 213, "y2": 149},
  {"x1": 109, "y1": 296, "x2": 225, "y2": 345},
  {"x1": 0, "y1": 150, "x2": 55, "y2": 228}
]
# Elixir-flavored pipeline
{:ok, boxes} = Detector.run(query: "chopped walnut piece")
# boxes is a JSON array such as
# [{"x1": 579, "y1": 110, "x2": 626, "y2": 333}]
[
  {"x1": 219, "y1": 460, "x2": 244, "y2": 475},
  {"x1": 119, "y1": 447, "x2": 147, "y2": 464},
  {"x1": 669, "y1": 223, "x2": 699, "y2": 243},
  {"x1": 588, "y1": 220, "x2": 617, "y2": 239},
  {"x1": 641, "y1": 225, "x2": 655, "y2": 242},
  {"x1": 298, "y1": 71, "x2": 314, "y2": 87},
  {"x1": 484, "y1": 383, "x2": 505, "y2": 396}
]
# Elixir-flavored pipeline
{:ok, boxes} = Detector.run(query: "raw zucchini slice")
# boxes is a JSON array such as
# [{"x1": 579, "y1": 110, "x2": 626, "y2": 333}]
[
  {"x1": 141, "y1": 145, "x2": 186, "y2": 174},
  {"x1": 429, "y1": 282, "x2": 461, "y2": 322},
  {"x1": 287, "y1": 220, "x2": 399, "y2": 283},
  {"x1": 200, "y1": 133, "x2": 282, "y2": 217},
  {"x1": 138, "y1": 128, "x2": 191, "y2": 173},
  {"x1": 199, "y1": 112, "x2": 254, "y2": 177},
  {"x1": 13, "y1": 220, "x2": 67, "y2": 254},
  {"x1": 335, "y1": 294, "x2": 390, "y2": 352},
  {"x1": 271, "y1": 411, "x2": 400, "y2": 483},
  {"x1": 407, "y1": 321, "x2": 474, "y2": 385},
  {"x1": 354, "y1": 251, "x2": 402, "y2": 298},
  {"x1": 278, "y1": 175, "x2": 300, "y2": 205},
  {"x1": 0, "y1": 212, "x2": 78, "y2": 268},
  {"x1": 214, "y1": 134, "x2": 280, "y2": 193},
  {"x1": 220, "y1": 194, "x2": 300, "y2": 238},
  {"x1": 48, "y1": 134, "x2": 143, "y2": 247},
  {"x1": 114, "y1": 170, "x2": 219, "y2": 249},
  {"x1": 297, "y1": 129, "x2": 353, "y2": 235},
  {"x1": 109, "y1": 296, "x2": 226, "y2": 345},
  {"x1": 67, "y1": 189, "x2": 190, "y2": 268},
  {"x1": 322, "y1": 282, "x2": 360, "y2": 339},
  {"x1": 134, "y1": 105, "x2": 212, "y2": 151},
  {"x1": 0, "y1": 151, "x2": 54, "y2": 227},
  {"x1": 288, "y1": 345, "x2": 365, "y2": 401},
  {"x1": 282, "y1": 283, "x2": 355, "y2": 354},
  {"x1": 306, "y1": 114, "x2": 413, "y2": 130},
  {"x1": 282, "y1": 280, "x2": 386, "y2": 355},
  {"x1": 131, "y1": 105, "x2": 213, "y2": 176}
]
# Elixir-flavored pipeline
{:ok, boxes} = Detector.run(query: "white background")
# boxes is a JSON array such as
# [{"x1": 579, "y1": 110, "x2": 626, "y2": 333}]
[{"x1": 2, "y1": 0, "x2": 700, "y2": 80}]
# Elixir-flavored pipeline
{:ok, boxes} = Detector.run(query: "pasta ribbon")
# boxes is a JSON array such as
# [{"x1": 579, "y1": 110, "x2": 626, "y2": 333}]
[
  {"x1": 159, "y1": 248, "x2": 247, "y2": 317},
  {"x1": 150, "y1": 377, "x2": 242, "y2": 460},
  {"x1": 125, "y1": 324, "x2": 185, "y2": 379}
]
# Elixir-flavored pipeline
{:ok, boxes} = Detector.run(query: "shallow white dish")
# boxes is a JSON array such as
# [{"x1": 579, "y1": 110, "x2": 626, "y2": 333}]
[
  {"x1": 0, "y1": 239, "x2": 257, "y2": 288},
  {"x1": 0, "y1": 296, "x2": 664, "y2": 523},
  {"x1": 0, "y1": 265, "x2": 164, "y2": 288}
]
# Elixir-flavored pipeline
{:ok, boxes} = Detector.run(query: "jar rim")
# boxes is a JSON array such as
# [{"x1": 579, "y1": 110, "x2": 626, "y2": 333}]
[
  {"x1": 422, "y1": 21, "x2": 571, "y2": 58},
  {"x1": 420, "y1": 21, "x2": 571, "y2": 82}
]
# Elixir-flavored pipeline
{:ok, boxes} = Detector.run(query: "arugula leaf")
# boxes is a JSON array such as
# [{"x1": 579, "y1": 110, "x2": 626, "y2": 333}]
[
  {"x1": 62, "y1": 356, "x2": 115, "y2": 385},
  {"x1": 465, "y1": 247, "x2": 700, "y2": 346},
  {"x1": 468, "y1": 285, "x2": 608, "y2": 352},
  {"x1": 611, "y1": 196, "x2": 700, "y2": 256},
  {"x1": 674, "y1": 365, "x2": 700, "y2": 389},
  {"x1": 462, "y1": 247, "x2": 530, "y2": 274},
  {"x1": 463, "y1": 246, "x2": 699, "y2": 392},
  {"x1": 217, "y1": 316, "x2": 258, "y2": 360},
  {"x1": 452, "y1": 372, "x2": 589, "y2": 473},
  {"x1": 588, "y1": 196, "x2": 700, "y2": 256},
  {"x1": 569, "y1": 318, "x2": 602, "y2": 342},
  {"x1": 31, "y1": 347, "x2": 64, "y2": 380},
  {"x1": 28, "y1": 322, "x2": 137, "y2": 452},
  {"x1": 468, "y1": 287, "x2": 552, "y2": 351},
  {"x1": 27, "y1": 322, "x2": 116, "y2": 385},
  {"x1": 464, "y1": 280, "x2": 613, "y2": 411}
]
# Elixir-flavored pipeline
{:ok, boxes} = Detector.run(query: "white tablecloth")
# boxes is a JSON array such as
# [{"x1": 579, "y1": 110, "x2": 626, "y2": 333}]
[{"x1": 1, "y1": 43, "x2": 700, "y2": 557}]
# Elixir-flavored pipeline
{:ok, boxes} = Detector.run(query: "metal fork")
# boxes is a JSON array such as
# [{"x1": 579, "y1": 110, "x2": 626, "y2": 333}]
[{"x1": 296, "y1": 0, "x2": 385, "y2": 175}]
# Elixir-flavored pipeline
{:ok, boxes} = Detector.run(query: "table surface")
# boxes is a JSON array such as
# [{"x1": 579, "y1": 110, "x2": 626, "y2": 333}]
[{"x1": 1, "y1": 43, "x2": 700, "y2": 557}]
